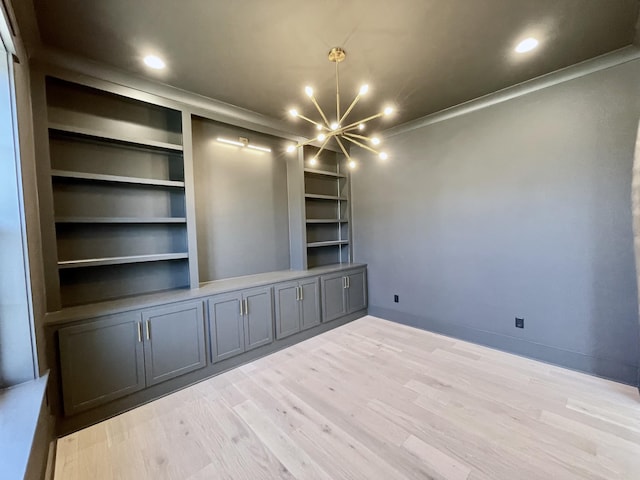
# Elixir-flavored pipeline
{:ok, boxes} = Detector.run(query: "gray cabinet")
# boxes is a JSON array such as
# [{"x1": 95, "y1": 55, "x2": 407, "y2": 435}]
[
  {"x1": 59, "y1": 311, "x2": 145, "y2": 416},
  {"x1": 59, "y1": 301, "x2": 206, "y2": 415},
  {"x1": 208, "y1": 286, "x2": 274, "y2": 363},
  {"x1": 208, "y1": 292, "x2": 244, "y2": 363},
  {"x1": 275, "y1": 277, "x2": 321, "y2": 339},
  {"x1": 321, "y1": 268, "x2": 367, "y2": 322},
  {"x1": 142, "y1": 302, "x2": 207, "y2": 386}
]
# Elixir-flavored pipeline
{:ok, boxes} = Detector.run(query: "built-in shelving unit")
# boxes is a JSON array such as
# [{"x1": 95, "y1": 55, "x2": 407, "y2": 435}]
[
  {"x1": 45, "y1": 76, "x2": 190, "y2": 307},
  {"x1": 303, "y1": 145, "x2": 351, "y2": 268}
]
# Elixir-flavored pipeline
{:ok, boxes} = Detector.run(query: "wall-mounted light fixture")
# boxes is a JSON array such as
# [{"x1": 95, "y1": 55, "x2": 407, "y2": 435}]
[{"x1": 216, "y1": 136, "x2": 272, "y2": 153}]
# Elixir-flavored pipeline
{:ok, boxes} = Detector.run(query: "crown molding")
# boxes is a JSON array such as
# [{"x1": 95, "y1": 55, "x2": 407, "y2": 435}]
[{"x1": 384, "y1": 45, "x2": 640, "y2": 138}]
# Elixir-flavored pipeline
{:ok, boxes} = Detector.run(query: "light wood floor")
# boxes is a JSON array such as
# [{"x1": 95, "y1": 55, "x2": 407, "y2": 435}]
[{"x1": 54, "y1": 315, "x2": 640, "y2": 480}]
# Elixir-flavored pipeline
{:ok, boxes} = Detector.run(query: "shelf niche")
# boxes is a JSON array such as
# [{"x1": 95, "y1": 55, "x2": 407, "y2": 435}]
[
  {"x1": 191, "y1": 116, "x2": 291, "y2": 283},
  {"x1": 44, "y1": 76, "x2": 189, "y2": 308},
  {"x1": 303, "y1": 145, "x2": 351, "y2": 268}
]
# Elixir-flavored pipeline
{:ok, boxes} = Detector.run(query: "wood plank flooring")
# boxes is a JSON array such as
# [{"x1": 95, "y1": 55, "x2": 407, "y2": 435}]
[{"x1": 54, "y1": 315, "x2": 640, "y2": 479}]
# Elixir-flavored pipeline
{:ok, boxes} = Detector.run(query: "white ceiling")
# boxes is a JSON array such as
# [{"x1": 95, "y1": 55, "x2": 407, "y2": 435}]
[{"x1": 28, "y1": 0, "x2": 640, "y2": 129}]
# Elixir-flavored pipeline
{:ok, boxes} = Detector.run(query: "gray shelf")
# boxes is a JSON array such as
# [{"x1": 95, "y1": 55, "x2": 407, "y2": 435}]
[
  {"x1": 307, "y1": 240, "x2": 350, "y2": 248},
  {"x1": 304, "y1": 168, "x2": 346, "y2": 178},
  {"x1": 58, "y1": 253, "x2": 189, "y2": 269},
  {"x1": 305, "y1": 194, "x2": 348, "y2": 201},
  {"x1": 51, "y1": 169, "x2": 185, "y2": 188},
  {"x1": 55, "y1": 217, "x2": 187, "y2": 224},
  {"x1": 49, "y1": 122, "x2": 184, "y2": 152},
  {"x1": 306, "y1": 219, "x2": 349, "y2": 224}
]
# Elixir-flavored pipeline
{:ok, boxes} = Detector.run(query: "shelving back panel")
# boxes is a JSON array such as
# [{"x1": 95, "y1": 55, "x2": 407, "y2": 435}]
[
  {"x1": 44, "y1": 75, "x2": 189, "y2": 308},
  {"x1": 52, "y1": 181, "x2": 186, "y2": 219},
  {"x1": 192, "y1": 116, "x2": 291, "y2": 283},
  {"x1": 306, "y1": 244, "x2": 350, "y2": 268},
  {"x1": 59, "y1": 261, "x2": 190, "y2": 307},
  {"x1": 50, "y1": 134, "x2": 184, "y2": 182},
  {"x1": 56, "y1": 224, "x2": 188, "y2": 261},
  {"x1": 303, "y1": 145, "x2": 352, "y2": 267},
  {"x1": 46, "y1": 77, "x2": 183, "y2": 146}
]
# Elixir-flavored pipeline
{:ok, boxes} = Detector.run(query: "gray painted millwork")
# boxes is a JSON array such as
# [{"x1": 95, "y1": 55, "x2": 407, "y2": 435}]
[
  {"x1": 243, "y1": 287, "x2": 274, "y2": 351},
  {"x1": 208, "y1": 292, "x2": 245, "y2": 363},
  {"x1": 353, "y1": 60, "x2": 640, "y2": 385},
  {"x1": 59, "y1": 311, "x2": 145, "y2": 415},
  {"x1": 274, "y1": 277, "x2": 321, "y2": 339},
  {"x1": 141, "y1": 302, "x2": 206, "y2": 386},
  {"x1": 321, "y1": 269, "x2": 368, "y2": 323}
]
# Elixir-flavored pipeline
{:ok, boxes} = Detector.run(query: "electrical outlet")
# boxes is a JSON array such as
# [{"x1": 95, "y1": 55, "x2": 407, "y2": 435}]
[
  {"x1": 515, "y1": 317, "x2": 524, "y2": 329},
  {"x1": 394, "y1": 294, "x2": 399, "y2": 303}
]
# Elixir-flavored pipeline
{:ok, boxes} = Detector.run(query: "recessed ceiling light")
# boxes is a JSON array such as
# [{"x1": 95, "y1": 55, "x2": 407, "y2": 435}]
[
  {"x1": 143, "y1": 55, "x2": 166, "y2": 69},
  {"x1": 515, "y1": 38, "x2": 539, "y2": 53}
]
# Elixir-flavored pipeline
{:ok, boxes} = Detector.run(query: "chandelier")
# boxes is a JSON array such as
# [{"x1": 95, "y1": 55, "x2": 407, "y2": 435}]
[{"x1": 286, "y1": 47, "x2": 393, "y2": 168}]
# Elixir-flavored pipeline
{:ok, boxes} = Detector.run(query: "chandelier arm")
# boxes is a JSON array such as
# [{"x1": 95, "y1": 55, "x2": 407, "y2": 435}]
[
  {"x1": 344, "y1": 132, "x2": 372, "y2": 142},
  {"x1": 313, "y1": 137, "x2": 331, "y2": 159},
  {"x1": 337, "y1": 112, "x2": 384, "y2": 133},
  {"x1": 336, "y1": 60, "x2": 340, "y2": 124},
  {"x1": 341, "y1": 135, "x2": 380, "y2": 155},
  {"x1": 334, "y1": 136, "x2": 352, "y2": 160},
  {"x1": 297, "y1": 113, "x2": 328, "y2": 131},
  {"x1": 295, "y1": 137, "x2": 322, "y2": 149},
  {"x1": 310, "y1": 97, "x2": 331, "y2": 127},
  {"x1": 339, "y1": 94, "x2": 361, "y2": 126}
]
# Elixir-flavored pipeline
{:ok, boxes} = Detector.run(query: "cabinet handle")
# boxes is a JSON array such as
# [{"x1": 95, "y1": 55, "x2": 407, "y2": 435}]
[
  {"x1": 343, "y1": 276, "x2": 347, "y2": 289},
  {"x1": 145, "y1": 320, "x2": 151, "y2": 340},
  {"x1": 346, "y1": 276, "x2": 350, "y2": 288},
  {"x1": 295, "y1": 286, "x2": 299, "y2": 301},
  {"x1": 137, "y1": 322, "x2": 142, "y2": 343},
  {"x1": 299, "y1": 286, "x2": 304, "y2": 301},
  {"x1": 244, "y1": 299, "x2": 249, "y2": 315},
  {"x1": 240, "y1": 299, "x2": 244, "y2": 316}
]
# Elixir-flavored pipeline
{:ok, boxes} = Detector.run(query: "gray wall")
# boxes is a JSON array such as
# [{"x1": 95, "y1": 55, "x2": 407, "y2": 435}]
[
  {"x1": 192, "y1": 117, "x2": 291, "y2": 283},
  {"x1": 353, "y1": 59, "x2": 640, "y2": 385}
]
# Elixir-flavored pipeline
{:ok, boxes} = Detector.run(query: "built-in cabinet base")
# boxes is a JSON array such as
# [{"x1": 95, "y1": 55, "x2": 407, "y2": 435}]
[{"x1": 48, "y1": 265, "x2": 367, "y2": 435}]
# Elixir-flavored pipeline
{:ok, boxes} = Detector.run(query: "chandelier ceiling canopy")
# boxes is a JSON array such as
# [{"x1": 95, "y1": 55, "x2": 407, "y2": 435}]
[{"x1": 286, "y1": 47, "x2": 394, "y2": 169}]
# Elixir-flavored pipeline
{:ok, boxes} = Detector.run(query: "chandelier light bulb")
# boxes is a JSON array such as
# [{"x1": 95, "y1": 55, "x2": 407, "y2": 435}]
[
  {"x1": 305, "y1": 86, "x2": 314, "y2": 97},
  {"x1": 371, "y1": 137, "x2": 381, "y2": 145},
  {"x1": 358, "y1": 123, "x2": 365, "y2": 130},
  {"x1": 379, "y1": 152, "x2": 388, "y2": 160},
  {"x1": 309, "y1": 158, "x2": 318, "y2": 166},
  {"x1": 286, "y1": 145, "x2": 296, "y2": 153},
  {"x1": 348, "y1": 160, "x2": 357, "y2": 169},
  {"x1": 317, "y1": 133, "x2": 326, "y2": 141},
  {"x1": 289, "y1": 109, "x2": 298, "y2": 117},
  {"x1": 316, "y1": 124, "x2": 323, "y2": 130},
  {"x1": 330, "y1": 122, "x2": 339, "y2": 130},
  {"x1": 359, "y1": 84, "x2": 369, "y2": 95},
  {"x1": 383, "y1": 107, "x2": 394, "y2": 116}
]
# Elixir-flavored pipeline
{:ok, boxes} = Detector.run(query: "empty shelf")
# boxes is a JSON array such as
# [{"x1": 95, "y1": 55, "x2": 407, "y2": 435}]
[
  {"x1": 306, "y1": 219, "x2": 349, "y2": 224},
  {"x1": 58, "y1": 253, "x2": 189, "y2": 269},
  {"x1": 305, "y1": 194, "x2": 348, "y2": 201},
  {"x1": 49, "y1": 123, "x2": 183, "y2": 152},
  {"x1": 307, "y1": 240, "x2": 350, "y2": 248},
  {"x1": 55, "y1": 217, "x2": 187, "y2": 224},
  {"x1": 51, "y1": 170, "x2": 185, "y2": 188},
  {"x1": 304, "y1": 168, "x2": 346, "y2": 178}
]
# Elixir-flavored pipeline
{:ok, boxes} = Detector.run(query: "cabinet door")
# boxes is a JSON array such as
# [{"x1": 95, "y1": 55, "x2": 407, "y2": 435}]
[
  {"x1": 274, "y1": 281, "x2": 301, "y2": 339},
  {"x1": 300, "y1": 277, "x2": 321, "y2": 331},
  {"x1": 58, "y1": 311, "x2": 145, "y2": 416},
  {"x1": 243, "y1": 286, "x2": 274, "y2": 351},
  {"x1": 208, "y1": 292, "x2": 245, "y2": 363},
  {"x1": 347, "y1": 270, "x2": 368, "y2": 313},
  {"x1": 142, "y1": 301, "x2": 206, "y2": 386},
  {"x1": 321, "y1": 273, "x2": 348, "y2": 322}
]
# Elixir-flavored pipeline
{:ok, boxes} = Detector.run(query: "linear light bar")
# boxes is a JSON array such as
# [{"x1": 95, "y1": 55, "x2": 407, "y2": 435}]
[
  {"x1": 216, "y1": 137, "x2": 245, "y2": 147},
  {"x1": 216, "y1": 137, "x2": 272, "y2": 152},
  {"x1": 247, "y1": 144, "x2": 272, "y2": 153}
]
